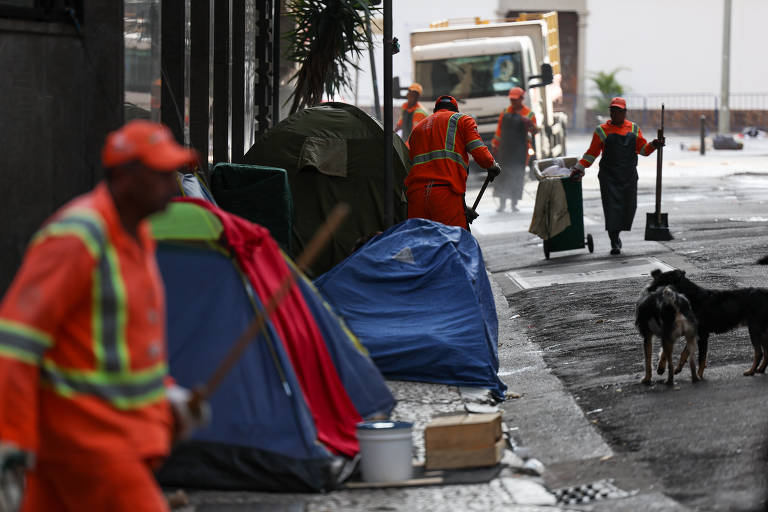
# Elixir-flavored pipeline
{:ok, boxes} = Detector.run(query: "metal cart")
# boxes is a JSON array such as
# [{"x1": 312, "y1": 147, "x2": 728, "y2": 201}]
[{"x1": 534, "y1": 157, "x2": 594, "y2": 260}]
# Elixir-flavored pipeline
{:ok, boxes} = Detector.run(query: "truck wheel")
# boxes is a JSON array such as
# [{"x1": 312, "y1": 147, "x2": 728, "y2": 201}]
[{"x1": 586, "y1": 234, "x2": 594, "y2": 253}]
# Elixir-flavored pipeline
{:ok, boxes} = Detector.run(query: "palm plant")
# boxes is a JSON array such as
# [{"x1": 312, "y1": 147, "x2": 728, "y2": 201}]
[
  {"x1": 590, "y1": 68, "x2": 627, "y2": 111},
  {"x1": 285, "y1": 0, "x2": 380, "y2": 114}
]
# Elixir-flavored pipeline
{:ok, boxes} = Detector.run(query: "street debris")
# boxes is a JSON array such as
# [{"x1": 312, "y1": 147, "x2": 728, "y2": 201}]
[{"x1": 553, "y1": 478, "x2": 637, "y2": 505}]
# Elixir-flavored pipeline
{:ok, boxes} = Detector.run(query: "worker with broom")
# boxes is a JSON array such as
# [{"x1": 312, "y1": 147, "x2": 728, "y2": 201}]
[
  {"x1": 406, "y1": 95, "x2": 501, "y2": 230},
  {"x1": 571, "y1": 97, "x2": 665, "y2": 254},
  {"x1": 0, "y1": 120, "x2": 209, "y2": 511}
]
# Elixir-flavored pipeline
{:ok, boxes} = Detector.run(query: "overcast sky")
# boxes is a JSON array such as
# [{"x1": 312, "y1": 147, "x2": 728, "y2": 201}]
[{"x1": 345, "y1": 0, "x2": 768, "y2": 110}]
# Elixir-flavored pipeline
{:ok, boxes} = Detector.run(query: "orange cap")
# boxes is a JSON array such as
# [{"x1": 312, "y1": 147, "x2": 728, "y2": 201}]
[
  {"x1": 102, "y1": 120, "x2": 197, "y2": 172},
  {"x1": 434, "y1": 95, "x2": 459, "y2": 112},
  {"x1": 508, "y1": 87, "x2": 525, "y2": 99},
  {"x1": 408, "y1": 83, "x2": 423, "y2": 95},
  {"x1": 610, "y1": 97, "x2": 627, "y2": 110}
]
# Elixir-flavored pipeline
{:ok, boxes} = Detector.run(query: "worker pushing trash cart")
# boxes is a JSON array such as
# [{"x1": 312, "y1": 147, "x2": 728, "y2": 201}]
[{"x1": 529, "y1": 156, "x2": 594, "y2": 260}]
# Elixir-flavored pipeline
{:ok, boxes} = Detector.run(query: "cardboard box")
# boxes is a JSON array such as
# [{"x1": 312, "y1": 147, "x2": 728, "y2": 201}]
[{"x1": 424, "y1": 412, "x2": 504, "y2": 470}]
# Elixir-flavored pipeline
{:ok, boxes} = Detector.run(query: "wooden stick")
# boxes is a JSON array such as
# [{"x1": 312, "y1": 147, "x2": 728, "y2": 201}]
[{"x1": 193, "y1": 203, "x2": 349, "y2": 402}]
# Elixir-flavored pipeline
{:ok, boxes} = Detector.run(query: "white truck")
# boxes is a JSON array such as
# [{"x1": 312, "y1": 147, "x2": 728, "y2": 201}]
[{"x1": 400, "y1": 13, "x2": 568, "y2": 167}]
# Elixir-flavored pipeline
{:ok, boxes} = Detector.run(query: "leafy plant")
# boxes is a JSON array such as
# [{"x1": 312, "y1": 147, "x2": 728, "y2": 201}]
[
  {"x1": 590, "y1": 68, "x2": 627, "y2": 111},
  {"x1": 284, "y1": 0, "x2": 380, "y2": 114}
]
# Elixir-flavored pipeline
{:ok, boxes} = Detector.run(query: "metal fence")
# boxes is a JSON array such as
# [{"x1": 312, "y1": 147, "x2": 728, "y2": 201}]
[{"x1": 560, "y1": 93, "x2": 768, "y2": 133}]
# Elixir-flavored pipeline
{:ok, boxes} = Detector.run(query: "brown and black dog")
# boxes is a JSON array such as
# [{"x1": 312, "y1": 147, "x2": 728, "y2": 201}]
[
  {"x1": 635, "y1": 284, "x2": 699, "y2": 385},
  {"x1": 646, "y1": 268, "x2": 768, "y2": 377}
]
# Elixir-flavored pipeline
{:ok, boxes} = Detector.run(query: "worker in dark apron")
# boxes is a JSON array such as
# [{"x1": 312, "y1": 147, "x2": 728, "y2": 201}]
[
  {"x1": 491, "y1": 87, "x2": 538, "y2": 212},
  {"x1": 570, "y1": 97, "x2": 664, "y2": 254}
]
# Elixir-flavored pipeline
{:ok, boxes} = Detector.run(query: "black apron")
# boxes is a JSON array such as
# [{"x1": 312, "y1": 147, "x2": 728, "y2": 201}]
[
  {"x1": 401, "y1": 109, "x2": 416, "y2": 139},
  {"x1": 599, "y1": 126, "x2": 639, "y2": 232},
  {"x1": 493, "y1": 112, "x2": 528, "y2": 202}
]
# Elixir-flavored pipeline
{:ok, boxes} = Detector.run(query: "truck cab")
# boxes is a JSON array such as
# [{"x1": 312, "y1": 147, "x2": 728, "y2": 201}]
[
  {"x1": 405, "y1": 14, "x2": 567, "y2": 170},
  {"x1": 412, "y1": 36, "x2": 539, "y2": 144}
]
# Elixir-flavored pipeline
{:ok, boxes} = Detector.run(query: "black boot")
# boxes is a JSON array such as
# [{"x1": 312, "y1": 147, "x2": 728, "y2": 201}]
[{"x1": 609, "y1": 231, "x2": 621, "y2": 255}]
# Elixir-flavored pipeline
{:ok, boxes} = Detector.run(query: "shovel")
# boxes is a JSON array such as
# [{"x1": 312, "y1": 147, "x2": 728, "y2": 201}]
[{"x1": 645, "y1": 104, "x2": 673, "y2": 241}]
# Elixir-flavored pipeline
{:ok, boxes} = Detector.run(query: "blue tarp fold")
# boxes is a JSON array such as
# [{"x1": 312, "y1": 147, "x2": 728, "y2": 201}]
[{"x1": 316, "y1": 219, "x2": 506, "y2": 399}]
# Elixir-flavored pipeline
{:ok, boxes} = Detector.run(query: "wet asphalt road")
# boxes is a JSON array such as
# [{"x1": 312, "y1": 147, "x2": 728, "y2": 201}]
[{"x1": 473, "y1": 135, "x2": 768, "y2": 511}]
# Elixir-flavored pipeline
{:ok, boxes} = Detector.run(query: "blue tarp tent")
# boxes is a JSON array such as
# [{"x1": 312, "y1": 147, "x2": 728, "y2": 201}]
[
  {"x1": 152, "y1": 202, "x2": 395, "y2": 492},
  {"x1": 315, "y1": 218, "x2": 507, "y2": 399}
]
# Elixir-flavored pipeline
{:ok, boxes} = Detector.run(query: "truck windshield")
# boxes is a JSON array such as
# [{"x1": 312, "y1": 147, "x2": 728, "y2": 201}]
[{"x1": 414, "y1": 52, "x2": 524, "y2": 100}]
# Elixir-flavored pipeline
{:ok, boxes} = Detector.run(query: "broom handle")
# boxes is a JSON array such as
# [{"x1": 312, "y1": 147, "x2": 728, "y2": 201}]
[
  {"x1": 192, "y1": 203, "x2": 350, "y2": 403},
  {"x1": 655, "y1": 104, "x2": 664, "y2": 224}
]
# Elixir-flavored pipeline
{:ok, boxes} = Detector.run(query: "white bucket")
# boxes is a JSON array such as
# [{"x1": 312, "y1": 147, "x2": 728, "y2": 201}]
[{"x1": 356, "y1": 421, "x2": 413, "y2": 483}]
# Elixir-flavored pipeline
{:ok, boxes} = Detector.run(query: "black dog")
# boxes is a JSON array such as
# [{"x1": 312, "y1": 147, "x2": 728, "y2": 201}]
[
  {"x1": 636, "y1": 285, "x2": 699, "y2": 385},
  {"x1": 647, "y1": 268, "x2": 768, "y2": 377}
]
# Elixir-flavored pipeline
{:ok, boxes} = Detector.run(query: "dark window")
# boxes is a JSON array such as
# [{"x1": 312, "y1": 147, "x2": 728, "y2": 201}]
[{"x1": 0, "y1": 0, "x2": 83, "y2": 24}]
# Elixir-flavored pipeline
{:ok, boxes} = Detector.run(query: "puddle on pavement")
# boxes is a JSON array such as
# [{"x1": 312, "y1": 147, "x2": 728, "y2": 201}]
[{"x1": 504, "y1": 256, "x2": 675, "y2": 290}]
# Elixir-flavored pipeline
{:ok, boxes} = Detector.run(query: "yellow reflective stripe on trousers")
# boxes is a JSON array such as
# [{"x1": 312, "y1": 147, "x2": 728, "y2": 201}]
[
  {"x1": 40, "y1": 359, "x2": 167, "y2": 409},
  {"x1": 0, "y1": 319, "x2": 52, "y2": 365}
]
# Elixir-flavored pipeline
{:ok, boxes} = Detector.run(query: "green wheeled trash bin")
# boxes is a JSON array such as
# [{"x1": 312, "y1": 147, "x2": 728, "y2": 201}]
[{"x1": 533, "y1": 157, "x2": 594, "y2": 260}]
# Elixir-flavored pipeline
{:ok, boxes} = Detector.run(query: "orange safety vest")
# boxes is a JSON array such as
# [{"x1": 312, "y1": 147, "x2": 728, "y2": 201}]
[
  {"x1": 491, "y1": 104, "x2": 537, "y2": 153},
  {"x1": 396, "y1": 102, "x2": 428, "y2": 139},
  {"x1": 0, "y1": 182, "x2": 172, "y2": 459},
  {"x1": 406, "y1": 110, "x2": 494, "y2": 195}
]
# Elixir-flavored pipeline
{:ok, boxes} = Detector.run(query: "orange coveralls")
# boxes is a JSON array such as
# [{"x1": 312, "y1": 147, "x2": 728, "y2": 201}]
[
  {"x1": 396, "y1": 101, "x2": 428, "y2": 140},
  {"x1": 405, "y1": 110, "x2": 495, "y2": 229},
  {"x1": 491, "y1": 104, "x2": 537, "y2": 163},
  {"x1": 0, "y1": 183, "x2": 173, "y2": 511}
]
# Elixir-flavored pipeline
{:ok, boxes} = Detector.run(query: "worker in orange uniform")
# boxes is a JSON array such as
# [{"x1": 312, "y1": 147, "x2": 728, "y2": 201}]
[
  {"x1": 570, "y1": 97, "x2": 664, "y2": 254},
  {"x1": 0, "y1": 120, "x2": 209, "y2": 511},
  {"x1": 491, "y1": 87, "x2": 539, "y2": 212},
  {"x1": 406, "y1": 95, "x2": 501, "y2": 230},
  {"x1": 395, "y1": 83, "x2": 428, "y2": 142}
]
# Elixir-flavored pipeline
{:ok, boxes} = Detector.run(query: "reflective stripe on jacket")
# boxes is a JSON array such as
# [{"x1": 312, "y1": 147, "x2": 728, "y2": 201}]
[
  {"x1": 0, "y1": 182, "x2": 172, "y2": 458},
  {"x1": 578, "y1": 120, "x2": 655, "y2": 169},
  {"x1": 396, "y1": 102, "x2": 428, "y2": 139},
  {"x1": 405, "y1": 110, "x2": 494, "y2": 195}
]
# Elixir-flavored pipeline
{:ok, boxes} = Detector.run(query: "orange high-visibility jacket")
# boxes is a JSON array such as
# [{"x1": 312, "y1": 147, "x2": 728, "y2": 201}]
[
  {"x1": 406, "y1": 110, "x2": 495, "y2": 195},
  {"x1": 396, "y1": 102, "x2": 428, "y2": 139},
  {"x1": 491, "y1": 104, "x2": 537, "y2": 153},
  {"x1": 578, "y1": 120, "x2": 656, "y2": 168},
  {"x1": 0, "y1": 182, "x2": 172, "y2": 460}
]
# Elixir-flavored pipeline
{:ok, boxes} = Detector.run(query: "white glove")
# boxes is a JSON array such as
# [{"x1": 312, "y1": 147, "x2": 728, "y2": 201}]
[
  {"x1": 0, "y1": 443, "x2": 32, "y2": 512},
  {"x1": 569, "y1": 162, "x2": 585, "y2": 181},
  {"x1": 167, "y1": 385, "x2": 211, "y2": 441}
]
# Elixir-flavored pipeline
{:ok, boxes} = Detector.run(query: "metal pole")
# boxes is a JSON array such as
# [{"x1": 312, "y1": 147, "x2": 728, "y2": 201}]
[
  {"x1": 366, "y1": 11, "x2": 381, "y2": 121},
  {"x1": 718, "y1": 0, "x2": 731, "y2": 134},
  {"x1": 383, "y1": 0, "x2": 393, "y2": 226},
  {"x1": 272, "y1": 0, "x2": 281, "y2": 128},
  {"x1": 700, "y1": 115, "x2": 706, "y2": 155}
]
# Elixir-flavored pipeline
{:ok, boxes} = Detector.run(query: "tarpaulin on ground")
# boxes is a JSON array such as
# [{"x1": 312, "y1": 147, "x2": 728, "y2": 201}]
[
  {"x1": 315, "y1": 218, "x2": 506, "y2": 399},
  {"x1": 151, "y1": 201, "x2": 395, "y2": 492}
]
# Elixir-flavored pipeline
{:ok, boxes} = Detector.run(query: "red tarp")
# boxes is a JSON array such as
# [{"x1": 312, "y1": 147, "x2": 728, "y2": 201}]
[{"x1": 179, "y1": 198, "x2": 361, "y2": 456}]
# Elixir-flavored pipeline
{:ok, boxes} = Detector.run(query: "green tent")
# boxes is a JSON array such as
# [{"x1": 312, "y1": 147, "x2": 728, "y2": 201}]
[{"x1": 240, "y1": 102, "x2": 410, "y2": 276}]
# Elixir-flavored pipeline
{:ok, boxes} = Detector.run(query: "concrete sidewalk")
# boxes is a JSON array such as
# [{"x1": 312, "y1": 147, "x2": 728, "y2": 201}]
[{"x1": 182, "y1": 274, "x2": 571, "y2": 511}]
